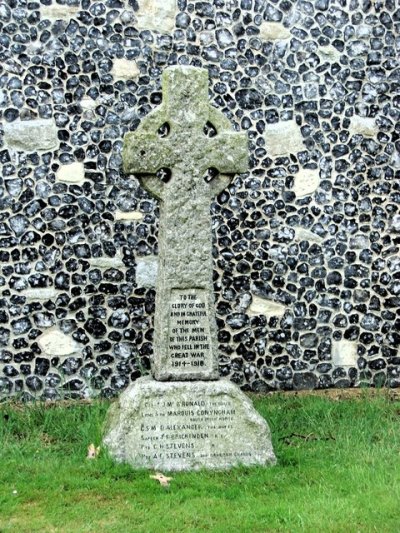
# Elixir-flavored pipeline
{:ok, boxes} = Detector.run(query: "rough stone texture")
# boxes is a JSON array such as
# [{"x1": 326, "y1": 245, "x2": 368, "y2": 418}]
[
  {"x1": 104, "y1": 377, "x2": 276, "y2": 471},
  {"x1": 259, "y1": 22, "x2": 291, "y2": 41},
  {"x1": 4, "y1": 119, "x2": 59, "y2": 152},
  {"x1": 318, "y1": 45, "x2": 342, "y2": 63},
  {"x1": 293, "y1": 168, "x2": 320, "y2": 198},
  {"x1": 247, "y1": 295, "x2": 286, "y2": 318},
  {"x1": 24, "y1": 288, "x2": 59, "y2": 301},
  {"x1": 40, "y1": 4, "x2": 80, "y2": 20},
  {"x1": 348, "y1": 116, "x2": 378, "y2": 138},
  {"x1": 111, "y1": 59, "x2": 140, "y2": 80},
  {"x1": 332, "y1": 340, "x2": 358, "y2": 367},
  {"x1": 90, "y1": 255, "x2": 125, "y2": 269},
  {"x1": 135, "y1": 0, "x2": 177, "y2": 34},
  {"x1": 37, "y1": 329, "x2": 81, "y2": 358},
  {"x1": 123, "y1": 66, "x2": 248, "y2": 381},
  {"x1": 264, "y1": 120, "x2": 304, "y2": 157},
  {"x1": 0, "y1": 0, "x2": 399, "y2": 399},
  {"x1": 294, "y1": 228, "x2": 323, "y2": 244},
  {"x1": 81, "y1": 98, "x2": 97, "y2": 111},
  {"x1": 56, "y1": 162, "x2": 85, "y2": 183},
  {"x1": 136, "y1": 256, "x2": 158, "y2": 288}
]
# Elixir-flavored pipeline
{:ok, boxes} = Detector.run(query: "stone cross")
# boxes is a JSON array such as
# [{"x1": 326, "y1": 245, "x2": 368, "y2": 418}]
[
  {"x1": 105, "y1": 66, "x2": 275, "y2": 471},
  {"x1": 123, "y1": 66, "x2": 248, "y2": 380}
]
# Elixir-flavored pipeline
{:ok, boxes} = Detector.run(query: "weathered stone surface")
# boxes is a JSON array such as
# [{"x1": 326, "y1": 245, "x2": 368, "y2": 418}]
[
  {"x1": 135, "y1": 0, "x2": 177, "y2": 33},
  {"x1": 104, "y1": 377, "x2": 276, "y2": 471},
  {"x1": 264, "y1": 120, "x2": 304, "y2": 157},
  {"x1": 115, "y1": 210, "x2": 143, "y2": 221},
  {"x1": 111, "y1": 59, "x2": 139, "y2": 80},
  {"x1": 90, "y1": 255, "x2": 125, "y2": 269},
  {"x1": 348, "y1": 116, "x2": 377, "y2": 138},
  {"x1": 293, "y1": 168, "x2": 319, "y2": 197},
  {"x1": 40, "y1": 4, "x2": 80, "y2": 20},
  {"x1": 259, "y1": 22, "x2": 291, "y2": 40},
  {"x1": 81, "y1": 98, "x2": 97, "y2": 111},
  {"x1": 0, "y1": 0, "x2": 399, "y2": 400},
  {"x1": 24, "y1": 288, "x2": 59, "y2": 301},
  {"x1": 332, "y1": 339, "x2": 358, "y2": 367},
  {"x1": 136, "y1": 256, "x2": 158, "y2": 288},
  {"x1": 38, "y1": 329, "x2": 80, "y2": 357},
  {"x1": 294, "y1": 227, "x2": 324, "y2": 244},
  {"x1": 4, "y1": 119, "x2": 59, "y2": 152},
  {"x1": 56, "y1": 162, "x2": 85, "y2": 183},
  {"x1": 318, "y1": 45, "x2": 342, "y2": 62},
  {"x1": 247, "y1": 295, "x2": 286, "y2": 318},
  {"x1": 123, "y1": 66, "x2": 248, "y2": 381}
]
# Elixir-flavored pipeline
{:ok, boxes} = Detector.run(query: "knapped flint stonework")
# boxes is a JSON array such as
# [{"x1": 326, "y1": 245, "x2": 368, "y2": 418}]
[
  {"x1": 104, "y1": 377, "x2": 276, "y2": 471},
  {"x1": 0, "y1": 0, "x2": 399, "y2": 400}
]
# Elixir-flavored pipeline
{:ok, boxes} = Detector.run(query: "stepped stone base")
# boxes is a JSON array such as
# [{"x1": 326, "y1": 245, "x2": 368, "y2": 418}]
[{"x1": 103, "y1": 377, "x2": 276, "y2": 471}]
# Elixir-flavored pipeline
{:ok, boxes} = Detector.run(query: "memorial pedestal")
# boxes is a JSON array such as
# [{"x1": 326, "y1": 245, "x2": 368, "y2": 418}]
[{"x1": 104, "y1": 377, "x2": 276, "y2": 471}]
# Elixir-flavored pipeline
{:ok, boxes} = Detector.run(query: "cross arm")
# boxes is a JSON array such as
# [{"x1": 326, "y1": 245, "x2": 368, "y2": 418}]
[
  {"x1": 208, "y1": 173, "x2": 232, "y2": 197},
  {"x1": 123, "y1": 131, "x2": 172, "y2": 200},
  {"x1": 204, "y1": 132, "x2": 248, "y2": 196},
  {"x1": 123, "y1": 132, "x2": 172, "y2": 175},
  {"x1": 206, "y1": 132, "x2": 248, "y2": 174}
]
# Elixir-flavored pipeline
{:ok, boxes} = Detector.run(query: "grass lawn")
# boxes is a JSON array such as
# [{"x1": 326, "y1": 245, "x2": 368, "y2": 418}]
[{"x1": 0, "y1": 389, "x2": 399, "y2": 533}]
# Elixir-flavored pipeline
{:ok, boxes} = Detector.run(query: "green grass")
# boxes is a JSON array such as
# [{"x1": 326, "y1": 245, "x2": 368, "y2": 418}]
[{"x1": 0, "y1": 391, "x2": 399, "y2": 533}]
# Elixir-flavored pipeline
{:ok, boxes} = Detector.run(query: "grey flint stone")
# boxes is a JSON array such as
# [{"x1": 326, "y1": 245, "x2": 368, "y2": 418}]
[
  {"x1": 4, "y1": 119, "x2": 59, "y2": 152},
  {"x1": 123, "y1": 66, "x2": 248, "y2": 381},
  {"x1": 103, "y1": 377, "x2": 276, "y2": 471}
]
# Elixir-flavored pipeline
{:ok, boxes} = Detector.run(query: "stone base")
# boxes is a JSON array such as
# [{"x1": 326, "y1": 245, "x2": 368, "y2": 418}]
[{"x1": 103, "y1": 377, "x2": 276, "y2": 471}]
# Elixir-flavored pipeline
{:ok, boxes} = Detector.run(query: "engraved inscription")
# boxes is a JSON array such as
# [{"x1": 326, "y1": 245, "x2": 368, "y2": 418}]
[
  {"x1": 137, "y1": 394, "x2": 254, "y2": 465},
  {"x1": 103, "y1": 379, "x2": 276, "y2": 470},
  {"x1": 168, "y1": 289, "x2": 212, "y2": 372}
]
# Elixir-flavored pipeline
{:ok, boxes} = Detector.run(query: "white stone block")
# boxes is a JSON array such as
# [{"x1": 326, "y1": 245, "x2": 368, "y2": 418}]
[
  {"x1": 318, "y1": 45, "x2": 341, "y2": 63},
  {"x1": 90, "y1": 255, "x2": 125, "y2": 269},
  {"x1": 38, "y1": 329, "x2": 81, "y2": 357},
  {"x1": 81, "y1": 97, "x2": 97, "y2": 111},
  {"x1": 41, "y1": 4, "x2": 80, "y2": 20},
  {"x1": 4, "y1": 119, "x2": 59, "y2": 153},
  {"x1": 264, "y1": 120, "x2": 305, "y2": 157},
  {"x1": 115, "y1": 210, "x2": 143, "y2": 221},
  {"x1": 293, "y1": 168, "x2": 320, "y2": 198},
  {"x1": 111, "y1": 59, "x2": 140, "y2": 80},
  {"x1": 56, "y1": 162, "x2": 85, "y2": 184},
  {"x1": 332, "y1": 339, "x2": 358, "y2": 367},
  {"x1": 135, "y1": 0, "x2": 177, "y2": 33},
  {"x1": 248, "y1": 295, "x2": 286, "y2": 318},
  {"x1": 294, "y1": 227, "x2": 323, "y2": 243},
  {"x1": 24, "y1": 288, "x2": 59, "y2": 301},
  {"x1": 136, "y1": 256, "x2": 158, "y2": 287},
  {"x1": 349, "y1": 116, "x2": 377, "y2": 138},
  {"x1": 259, "y1": 22, "x2": 291, "y2": 40}
]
